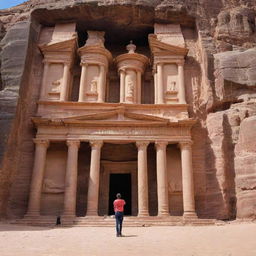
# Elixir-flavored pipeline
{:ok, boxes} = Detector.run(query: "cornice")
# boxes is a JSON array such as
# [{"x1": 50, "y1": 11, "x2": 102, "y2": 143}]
[
  {"x1": 148, "y1": 34, "x2": 189, "y2": 56},
  {"x1": 37, "y1": 100, "x2": 189, "y2": 110},
  {"x1": 38, "y1": 37, "x2": 78, "y2": 54}
]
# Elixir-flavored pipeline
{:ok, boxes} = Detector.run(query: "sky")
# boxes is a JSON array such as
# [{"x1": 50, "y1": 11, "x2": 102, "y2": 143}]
[{"x1": 0, "y1": 0, "x2": 26, "y2": 10}]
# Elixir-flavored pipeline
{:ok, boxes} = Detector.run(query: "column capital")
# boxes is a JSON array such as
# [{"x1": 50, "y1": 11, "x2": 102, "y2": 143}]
[
  {"x1": 80, "y1": 62, "x2": 88, "y2": 67},
  {"x1": 66, "y1": 139, "x2": 80, "y2": 148},
  {"x1": 136, "y1": 141, "x2": 149, "y2": 149},
  {"x1": 42, "y1": 60, "x2": 50, "y2": 65},
  {"x1": 90, "y1": 140, "x2": 103, "y2": 149},
  {"x1": 177, "y1": 60, "x2": 185, "y2": 66},
  {"x1": 179, "y1": 141, "x2": 193, "y2": 149},
  {"x1": 119, "y1": 68, "x2": 126, "y2": 74},
  {"x1": 155, "y1": 141, "x2": 168, "y2": 150},
  {"x1": 33, "y1": 138, "x2": 49, "y2": 148}
]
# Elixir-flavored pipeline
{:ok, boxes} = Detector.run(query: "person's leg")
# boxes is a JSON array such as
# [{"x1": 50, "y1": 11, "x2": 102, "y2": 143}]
[
  {"x1": 115, "y1": 212, "x2": 119, "y2": 236},
  {"x1": 119, "y1": 212, "x2": 124, "y2": 236}
]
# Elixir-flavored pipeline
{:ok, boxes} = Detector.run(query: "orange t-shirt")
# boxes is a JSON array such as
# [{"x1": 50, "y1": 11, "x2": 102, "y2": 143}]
[{"x1": 113, "y1": 199, "x2": 126, "y2": 212}]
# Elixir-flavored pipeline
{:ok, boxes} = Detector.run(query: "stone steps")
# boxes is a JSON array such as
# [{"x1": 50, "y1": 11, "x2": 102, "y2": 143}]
[{"x1": 12, "y1": 216, "x2": 216, "y2": 227}]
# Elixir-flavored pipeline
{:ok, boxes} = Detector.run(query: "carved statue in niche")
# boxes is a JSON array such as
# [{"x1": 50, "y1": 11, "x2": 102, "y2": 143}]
[
  {"x1": 90, "y1": 76, "x2": 98, "y2": 93},
  {"x1": 125, "y1": 70, "x2": 136, "y2": 101},
  {"x1": 168, "y1": 181, "x2": 182, "y2": 193},
  {"x1": 127, "y1": 77, "x2": 134, "y2": 97},
  {"x1": 167, "y1": 76, "x2": 177, "y2": 92},
  {"x1": 51, "y1": 79, "x2": 61, "y2": 93},
  {"x1": 42, "y1": 179, "x2": 65, "y2": 193}
]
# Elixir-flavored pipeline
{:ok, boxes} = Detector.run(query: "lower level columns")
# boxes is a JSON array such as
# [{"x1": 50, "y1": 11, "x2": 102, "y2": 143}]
[
  {"x1": 136, "y1": 141, "x2": 149, "y2": 217},
  {"x1": 62, "y1": 140, "x2": 80, "y2": 218},
  {"x1": 86, "y1": 140, "x2": 103, "y2": 216},
  {"x1": 26, "y1": 139, "x2": 49, "y2": 217},
  {"x1": 155, "y1": 141, "x2": 169, "y2": 216},
  {"x1": 180, "y1": 141, "x2": 196, "y2": 218}
]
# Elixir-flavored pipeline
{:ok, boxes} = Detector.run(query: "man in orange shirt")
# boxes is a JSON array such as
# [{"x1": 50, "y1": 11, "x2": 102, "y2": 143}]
[{"x1": 113, "y1": 193, "x2": 126, "y2": 237}]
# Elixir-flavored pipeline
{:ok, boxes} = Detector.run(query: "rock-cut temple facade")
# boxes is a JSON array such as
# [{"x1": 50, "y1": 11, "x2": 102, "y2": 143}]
[
  {"x1": 24, "y1": 23, "x2": 200, "y2": 225},
  {"x1": 0, "y1": 0, "x2": 256, "y2": 225}
]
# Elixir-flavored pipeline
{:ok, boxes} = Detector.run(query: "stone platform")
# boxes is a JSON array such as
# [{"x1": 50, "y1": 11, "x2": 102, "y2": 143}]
[{"x1": 13, "y1": 216, "x2": 216, "y2": 227}]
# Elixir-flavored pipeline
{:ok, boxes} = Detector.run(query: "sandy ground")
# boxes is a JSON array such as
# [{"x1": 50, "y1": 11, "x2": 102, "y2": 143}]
[{"x1": 0, "y1": 222, "x2": 256, "y2": 256}]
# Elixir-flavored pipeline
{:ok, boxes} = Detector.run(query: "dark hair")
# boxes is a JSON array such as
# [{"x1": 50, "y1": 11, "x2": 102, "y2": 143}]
[{"x1": 116, "y1": 193, "x2": 121, "y2": 199}]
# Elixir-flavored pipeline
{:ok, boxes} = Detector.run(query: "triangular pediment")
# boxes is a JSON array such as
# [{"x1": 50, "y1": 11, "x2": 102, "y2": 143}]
[
  {"x1": 39, "y1": 37, "x2": 77, "y2": 53},
  {"x1": 148, "y1": 34, "x2": 188, "y2": 56},
  {"x1": 62, "y1": 109, "x2": 169, "y2": 124}
]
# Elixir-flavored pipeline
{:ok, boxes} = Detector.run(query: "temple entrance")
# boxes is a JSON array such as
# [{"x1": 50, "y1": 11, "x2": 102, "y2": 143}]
[{"x1": 108, "y1": 173, "x2": 132, "y2": 215}]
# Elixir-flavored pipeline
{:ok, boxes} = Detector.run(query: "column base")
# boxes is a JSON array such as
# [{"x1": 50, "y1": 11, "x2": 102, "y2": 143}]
[
  {"x1": 157, "y1": 211, "x2": 170, "y2": 218},
  {"x1": 183, "y1": 211, "x2": 198, "y2": 221},
  {"x1": 86, "y1": 211, "x2": 99, "y2": 217},
  {"x1": 137, "y1": 212, "x2": 149, "y2": 218}
]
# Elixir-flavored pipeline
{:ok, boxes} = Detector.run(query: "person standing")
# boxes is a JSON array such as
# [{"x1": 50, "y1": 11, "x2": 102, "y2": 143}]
[{"x1": 113, "y1": 193, "x2": 126, "y2": 237}]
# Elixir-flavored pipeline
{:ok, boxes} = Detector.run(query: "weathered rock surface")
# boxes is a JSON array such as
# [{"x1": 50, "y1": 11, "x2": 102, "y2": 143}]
[
  {"x1": 0, "y1": 0, "x2": 255, "y2": 219},
  {"x1": 235, "y1": 115, "x2": 256, "y2": 219}
]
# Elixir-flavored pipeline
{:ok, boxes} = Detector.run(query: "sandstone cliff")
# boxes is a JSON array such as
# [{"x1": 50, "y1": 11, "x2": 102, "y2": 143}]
[{"x1": 0, "y1": 0, "x2": 255, "y2": 220}]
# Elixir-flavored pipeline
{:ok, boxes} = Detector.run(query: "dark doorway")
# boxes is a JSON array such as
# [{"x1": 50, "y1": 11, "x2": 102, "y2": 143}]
[{"x1": 108, "y1": 173, "x2": 132, "y2": 215}]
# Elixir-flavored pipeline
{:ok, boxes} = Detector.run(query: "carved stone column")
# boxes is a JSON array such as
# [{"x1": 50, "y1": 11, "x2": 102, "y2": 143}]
[
  {"x1": 178, "y1": 62, "x2": 186, "y2": 104},
  {"x1": 26, "y1": 139, "x2": 49, "y2": 217},
  {"x1": 157, "y1": 63, "x2": 164, "y2": 104},
  {"x1": 60, "y1": 63, "x2": 70, "y2": 101},
  {"x1": 40, "y1": 61, "x2": 50, "y2": 100},
  {"x1": 86, "y1": 140, "x2": 103, "y2": 216},
  {"x1": 78, "y1": 63, "x2": 87, "y2": 102},
  {"x1": 136, "y1": 71, "x2": 141, "y2": 104},
  {"x1": 98, "y1": 65, "x2": 105, "y2": 103},
  {"x1": 180, "y1": 141, "x2": 196, "y2": 217},
  {"x1": 136, "y1": 141, "x2": 149, "y2": 217},
  {"x1": 120, "y1": 70, "x2": 125, "y2": 103},
  {"x1": 154, "y1": 71, "x2": 158, "y2": 104},
  {"x1": 155, "y1": 141, "x2": 169, "y2": 216},
  {"x1": 63, "y1": 140, "x2": 80, "y2": 218}
]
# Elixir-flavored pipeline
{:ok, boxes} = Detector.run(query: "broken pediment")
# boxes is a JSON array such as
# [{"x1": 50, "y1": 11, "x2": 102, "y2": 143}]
[
  {"x1": 39, "y1": 37, "x2": 78, "y2": 54},
  {"x1": 148, "y1": 34, "x2": 189, "y2": 56}
]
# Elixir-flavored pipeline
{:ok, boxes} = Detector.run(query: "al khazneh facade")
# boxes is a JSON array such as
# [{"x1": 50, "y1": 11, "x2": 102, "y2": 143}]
[{"x1": 24, "y1": 22, "x2": 199, "y2": 225}]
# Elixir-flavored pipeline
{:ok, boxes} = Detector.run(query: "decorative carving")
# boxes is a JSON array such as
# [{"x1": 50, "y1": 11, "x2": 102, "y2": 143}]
[
  {"x1": 126, "y1": 76, "x2": 134, "y2": 98},
  {"x1": 66, "y1": 139, "x2": 80, "y2": 147},
  {"x1": 90, "y1": 76, "x2": 99, "y2": 93},
  {"x1": 136, "y1": 141, "x2": 150, "y2": 149},
  {"x1": 126, "y1": 40, "x2": 136, "y2": 53},
  {"x1": 90, "y1": 140, "x2": 103, "y2": 149},
  {"x1": 43, "y1": 179, "x2": 65, "y2": 193},
  {"x1": 167, "y1": 79, "x2": 177, "y2": 92},
  {"x1": 155, "y1": 141, "x2": 168, "y2": 150},
  {"x1": 33, "y1": 139, "x2": 49, "y2": 148},
  {"x1": 51, "y1": 79, "x2": 61, "y2": 93}
]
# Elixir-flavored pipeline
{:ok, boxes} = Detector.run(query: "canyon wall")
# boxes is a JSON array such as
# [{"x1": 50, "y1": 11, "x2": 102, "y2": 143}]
[{"x1": 0, "y1": 0, "x2": 255, "y2": 219}]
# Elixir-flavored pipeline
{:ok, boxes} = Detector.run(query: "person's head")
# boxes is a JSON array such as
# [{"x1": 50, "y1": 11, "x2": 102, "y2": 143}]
[{"x1": 116, "y1": 193, "x2": 121, "y2": 199}]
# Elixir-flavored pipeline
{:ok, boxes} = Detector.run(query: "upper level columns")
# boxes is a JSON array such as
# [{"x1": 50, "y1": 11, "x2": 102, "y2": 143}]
[
  {"x1": 60, "y1": 62, "x2": 71, "y2": 101},
  {"x1": 63, "y1": 140, "x2": 80, "y2": 218},
  {"x1": 86, "y1": 140, "x2": 103, "y2": 216},
  {"x1": 180, "y1": 141, "x2": 196, "y2": 217},
  {"x1": 136, "y1": 141, "x2": 149, "y2": 217},
  {"x1": 78, "y1": 64, "x2": 88, "y2": 102},
  {"x1": 177, "y1": 61, "x2": 186, "y2": 104},
  {"x1": 156, "y1": 63, "x2": 164, "y2": 104},
  {"x1": 26, "y1": 139, "x2": 49, "y2": 217},
  {"x1": 97, "y1": 65, "x2": 106, "y2": 103},
  {"x1": 155, "y1": 141, "x2": 169, "y2": 216}
]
